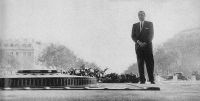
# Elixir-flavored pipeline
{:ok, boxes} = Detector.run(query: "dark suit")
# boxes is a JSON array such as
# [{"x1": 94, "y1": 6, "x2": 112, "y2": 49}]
[{"x1": 131, "y1": 21, "x2": 154, "y2": 83}]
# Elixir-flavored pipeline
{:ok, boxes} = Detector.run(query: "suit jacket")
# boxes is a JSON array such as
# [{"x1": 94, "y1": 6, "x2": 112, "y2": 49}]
[{"x1": 131, "y1": 21, "x2": 154, "y2": 52}]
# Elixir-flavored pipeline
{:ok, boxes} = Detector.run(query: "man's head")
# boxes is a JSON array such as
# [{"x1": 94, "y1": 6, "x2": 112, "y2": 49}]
[{"x1": 138, "y1": 11, "x2": 145, "y2": 21}]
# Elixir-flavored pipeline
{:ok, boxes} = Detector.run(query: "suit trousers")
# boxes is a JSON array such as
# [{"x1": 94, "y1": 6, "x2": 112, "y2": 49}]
[{"x1": 135, "y1": 43, "x2": 154, "y2": 82}]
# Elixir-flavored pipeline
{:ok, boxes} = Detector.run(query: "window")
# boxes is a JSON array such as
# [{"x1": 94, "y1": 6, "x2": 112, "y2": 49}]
[
  {"x1": 4, "y1": 44, "x2": 8, "y2": 47},
  {"x1": 14, "y1": 44, "x2": 19, "y2": 47},
  {"x1": 10, "y1": 44, "x2": 14, "y2": 47},
  {"x1": 27, "y1": 44, "x2": 32, "y2": 47},
  {"x1": 22, "y1": 44, "x2": 26, "y2": 47},
  {"x1": 23, "y1": 52, "x2": 26, "y2": 56},
  {"x1": 16, "y1": 52, "x2": 19, "y2": 56},
  {"x1": 28, "y1": 52, "x2": 32, "y2": 56},
  {"x1": 10, "y1": 52, "x2": 13, "y2": 55}
]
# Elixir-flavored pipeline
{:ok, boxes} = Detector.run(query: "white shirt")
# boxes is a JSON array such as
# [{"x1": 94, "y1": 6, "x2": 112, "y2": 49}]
[{"x1": 140, "y1": 21, "x2": 144, "y2": 32}]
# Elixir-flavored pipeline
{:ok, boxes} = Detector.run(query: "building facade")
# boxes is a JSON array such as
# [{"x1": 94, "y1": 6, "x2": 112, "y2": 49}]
[{"x1": 0, "y1": 39, "x2": 45, "y2": 70}]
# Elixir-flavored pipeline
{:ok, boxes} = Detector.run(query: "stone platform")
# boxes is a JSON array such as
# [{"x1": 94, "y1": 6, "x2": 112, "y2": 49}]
[
  {"x1": 0, "y1": 70, "x2": 97, "y2": 88},
  {"x1": 1, "y1": 83, "x2": 160, "y2": 91},
  {"x1": 1, "y1": 82, "x2": 200, "y2": 101}
]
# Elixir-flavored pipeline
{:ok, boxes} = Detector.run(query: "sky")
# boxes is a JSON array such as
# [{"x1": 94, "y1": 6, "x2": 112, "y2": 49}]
[{"x1": 0, "y1": 0, "x2": 200, "y2": 73}]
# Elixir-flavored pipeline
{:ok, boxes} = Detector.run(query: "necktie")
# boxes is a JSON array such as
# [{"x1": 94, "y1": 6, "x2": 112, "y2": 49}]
[{"x1": 140, "y1": 22, "x2": 143, "y2": 32}]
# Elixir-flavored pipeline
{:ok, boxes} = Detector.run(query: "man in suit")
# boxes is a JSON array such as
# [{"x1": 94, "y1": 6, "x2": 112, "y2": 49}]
[{"x1": 131, "y1": 11, "x2": 155, "y2": 84}]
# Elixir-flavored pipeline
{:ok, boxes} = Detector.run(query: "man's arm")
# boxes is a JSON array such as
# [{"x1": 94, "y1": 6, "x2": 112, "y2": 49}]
[
  {"x1": 148, "y1": 22, "x2": 154, "y2": 42},
  {"x1": 131, "y1": 24, "x2": 143, "y2": 47},
  {"x1": 140, "y1": 22, "x2": 154, "y2": 47},
  {"x1": 131, "y1": 24, "x2": 137, "y2": 43}
]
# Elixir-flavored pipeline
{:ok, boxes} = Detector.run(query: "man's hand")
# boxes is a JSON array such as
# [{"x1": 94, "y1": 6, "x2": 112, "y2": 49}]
[
  {"x1": 137, "y1": 40, "x2": 147, "y2": 47},
  {"x1": 137, "y1": 40, "x2": 143, "y2": 46},
  {"x1": 141, "y1": 42, "x2": 147, "y2": 47}
]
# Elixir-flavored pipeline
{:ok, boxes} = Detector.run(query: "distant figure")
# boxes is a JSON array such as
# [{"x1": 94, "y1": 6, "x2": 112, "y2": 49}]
[{"x1": 131, "y1": 11, "x2": 155, "y2": 84}]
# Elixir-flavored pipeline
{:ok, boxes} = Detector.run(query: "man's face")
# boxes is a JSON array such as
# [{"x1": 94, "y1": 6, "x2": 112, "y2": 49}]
[{"x1": 138, "y1": 12, "x2": 145, "y2": 21}]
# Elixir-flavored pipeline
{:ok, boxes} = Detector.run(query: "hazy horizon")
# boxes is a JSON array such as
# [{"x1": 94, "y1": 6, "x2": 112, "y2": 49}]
[{"x1": 0, "y1": 0, "x2": 200, "y2": 73}]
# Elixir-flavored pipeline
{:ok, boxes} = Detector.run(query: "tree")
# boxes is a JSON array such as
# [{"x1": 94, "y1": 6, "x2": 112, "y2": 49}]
[
  {"x1": 38, "y1": 44, "x2": 77, "y2": 70},
  {"x1": 38, "y1": 43, "x2": 103, "y2": 76}
]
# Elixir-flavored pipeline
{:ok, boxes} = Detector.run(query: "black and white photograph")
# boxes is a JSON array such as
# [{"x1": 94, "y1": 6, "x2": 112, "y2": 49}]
[{"x1": 0, "y1": 0, "x2": 200, "y2": 101}]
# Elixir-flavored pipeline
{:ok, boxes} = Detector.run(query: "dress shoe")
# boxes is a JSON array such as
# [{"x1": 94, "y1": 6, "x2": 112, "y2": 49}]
[
  {"x1": 140, "y1": 82, "x2": 145, "y2": 84},
  {"x1": 150, "y1": 81, "x2": 155, "y2": 84}
]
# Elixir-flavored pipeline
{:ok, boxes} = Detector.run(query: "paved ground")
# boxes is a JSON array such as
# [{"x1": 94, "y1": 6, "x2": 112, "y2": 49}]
[{"x1": 0, "y1": 81, "x2": 200, "y2": 101}]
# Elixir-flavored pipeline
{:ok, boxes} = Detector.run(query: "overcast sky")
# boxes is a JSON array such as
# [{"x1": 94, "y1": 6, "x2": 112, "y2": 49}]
[{"x1": 1, "y1": 0, "x2": 200, "y2": 73}]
